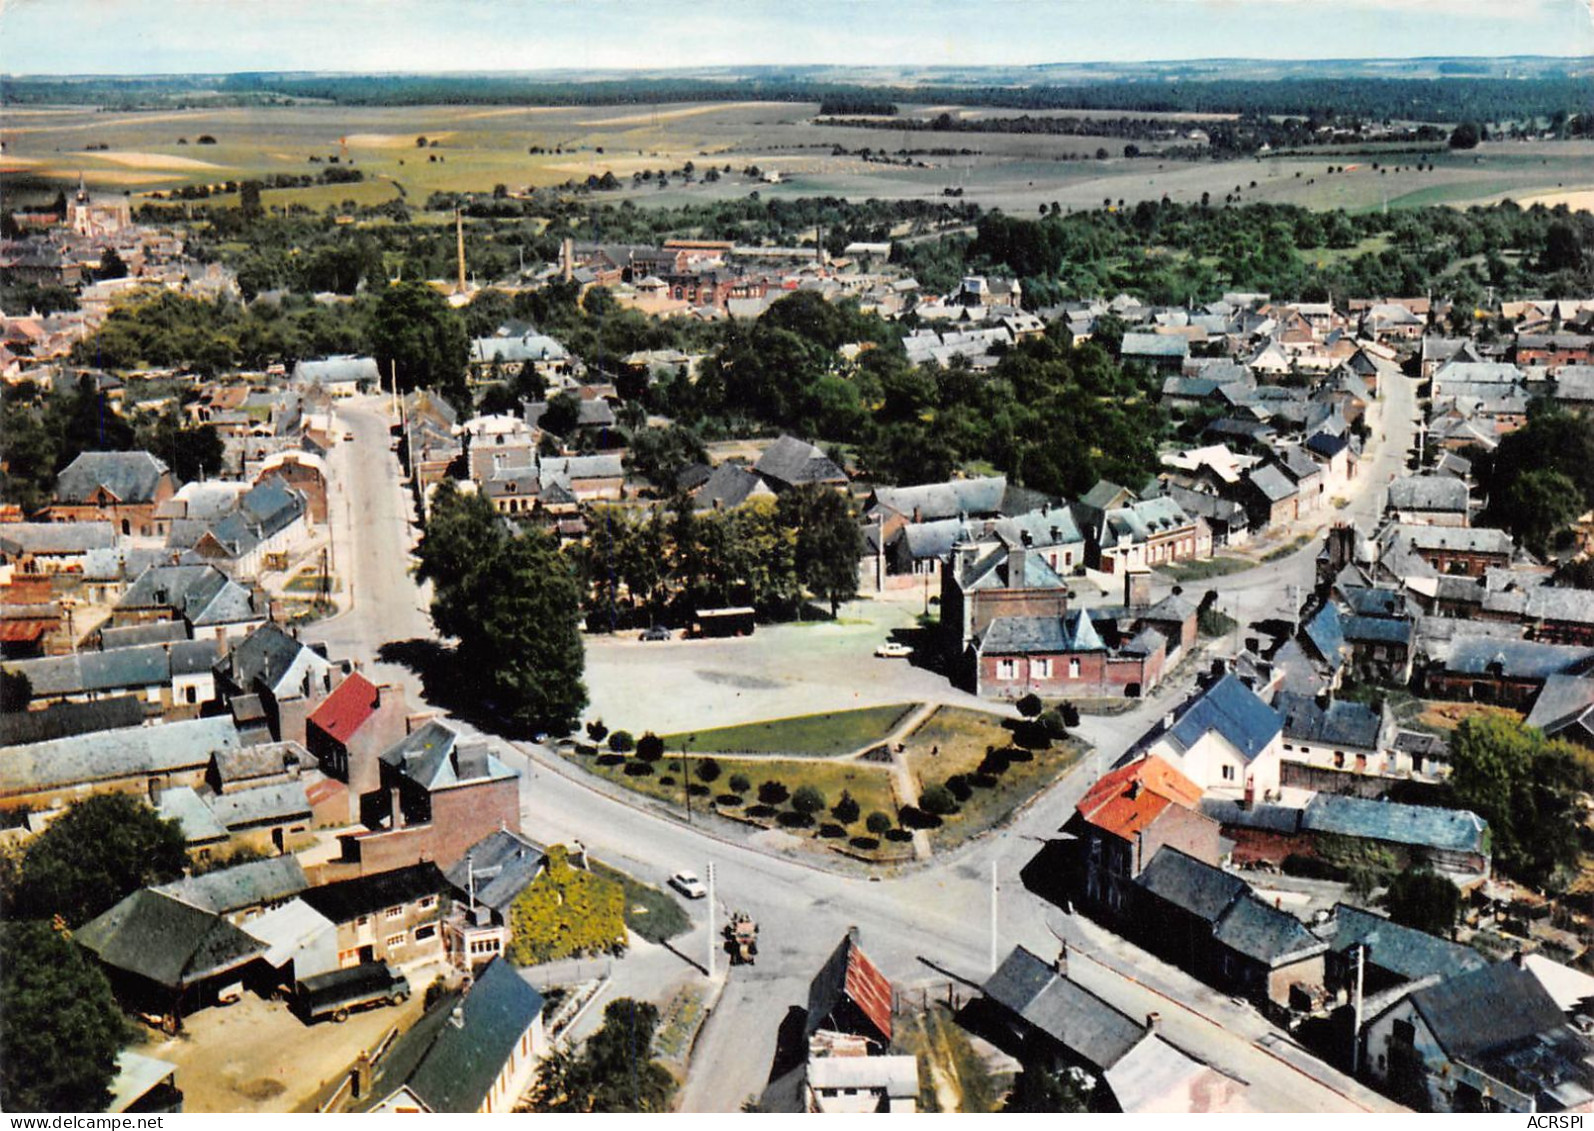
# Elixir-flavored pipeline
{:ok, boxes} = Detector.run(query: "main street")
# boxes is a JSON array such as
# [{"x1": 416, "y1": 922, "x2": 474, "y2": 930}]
[{"x1": 308, "y1": 382, "x2": 1419, "y2": 1112}]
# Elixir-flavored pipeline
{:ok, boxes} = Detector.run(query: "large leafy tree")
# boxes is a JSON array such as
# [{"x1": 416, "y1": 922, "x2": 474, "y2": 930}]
[
  {"x1": 779, "y1": 484, "x2": 864, "y2": 616},
  {"x1": 134, "y1": 405, "x2": 225, "y2": 483},
  {"x1": 527, "y1": 998, "x2": 675, "y2": 1112},
  {"x1": 1448, "y1": 713, "x2": 1588, "y2": 887},
  {"x1": 1383, "y1": 869, "x2": 1462, "y2": 938},
  {"x1": 0, "y1": 922, "x2": 129, "y2": 1113},
  {"x1": 369, "y1": 280, "x2": 470, "y2": 403},
  {"x1": 416, "y1": 484, "x2": 587, "y2": 732},
  {"x1": 505, "y1": 846, "x2": 626, "y2": 964},
  {"x1": 13, "y1": 794, "x2": 188, "y2": 927}
]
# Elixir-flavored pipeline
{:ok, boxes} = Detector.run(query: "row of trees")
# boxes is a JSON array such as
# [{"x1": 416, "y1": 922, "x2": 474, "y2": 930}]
[{"x1": 575, "y1": 486, "x2": 862, "y2": 630}]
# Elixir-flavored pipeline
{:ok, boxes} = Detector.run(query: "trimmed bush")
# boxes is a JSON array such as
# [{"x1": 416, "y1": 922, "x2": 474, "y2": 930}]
[
  {"x1": 865, "y1": 811, "x2": 893, "y2": 836},
  {"x1": 757, "y1": 780, "x2": 789, "y2": 806},
  {"x1": 635, "y1": 732, "x2": 665, "y2": 763},
  {"x1": 1016, "y1": 692, "x2": 1044, "y2": 718},
  {"x1": 946, "y1": 774, "x2": 973, "y2": 801},
  {"x1": 586, "y1": 719, "x2": 609, "y2": 742},
  {"x1": 1038, "y1": 708, "x2": 1068, "y2": 740},
  {"x1": 729, "y1": 773, "x2": 751, "y2": 794},
  {"x1": 792, "y1": 785, "x2": 826, "y2": 818},
  {"x1": 607, "y1": 730, "x2": 635, "y2": 753},
  {"x1": 696, "y1": 757, "x2": 721, "y2": 784},
  {"x1": 623, "y1": 762, "x2": 654, "y2": 777},
  {"x1": 920, "y1": 784, "x2": 958, "y2": 816},
  {"x1": 832, "y1": 790, "x2": 860, "y2": 825}
]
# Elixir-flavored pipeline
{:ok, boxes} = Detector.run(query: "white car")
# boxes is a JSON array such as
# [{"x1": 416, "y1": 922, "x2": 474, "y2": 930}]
[
  {"x1": 875, "y1": 641, "x2": 913, "y2": 659},
  {"x1": 669, "y1": 871, "x2": 707, "y2": 899}
]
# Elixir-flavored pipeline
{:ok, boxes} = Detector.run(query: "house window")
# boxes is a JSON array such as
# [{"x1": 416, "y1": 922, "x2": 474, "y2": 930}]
[
  {"x1": 356, "y1": 915, "x2": 370, "y2": 929},
  {"x1": 384, "y1": 906, "x2": 404, "y2": 920},
  {"x1": 385, "y1": 933, "x2": 406, "y2": 949},
  {"x1": 1068, "y1": 658, "x2": 1081, "y2": 679},
  {"x1": 338, "y1": 948, "x2": 360, "y2": 968},
  {"x1": 997, "y1": 659, "x2": 1017, "y2": 680},
  {"x1": 1221, "y1": 765, "x2": 1236, "y2": 781},
  {"x1": 413, "y1": 924, "x2": 437, "y2": 942},
  {"x1": 1033, "y1": 659, "x2": 1052, "y2": 679},
  {"x1": 418, "y1": 895, "x2": 438, "y2": 911}
]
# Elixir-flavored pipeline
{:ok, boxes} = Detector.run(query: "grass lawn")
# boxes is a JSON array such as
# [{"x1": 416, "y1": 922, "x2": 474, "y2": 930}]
[
  {"x1": 893, "y1": 1004, "x2": 1005, "y2": 1114},
  {"x1": 591, "y1": 861, "x2": 690, "y2": 944},
  {"x1": 1417, "y1": 700, "x2": 1524, "y2": 734},
  {"x1": 661, "y1": 703, "x2": 917, "y2": 757},
  {"x1": 1159, "y1": 556, "x2": 1251, "y2": 582},
  {"x1": 285, "y1": 571, "x2": 336, "y2": 593},
  {"x1": 1261, "y1": 533, "x2": 1314, "y2": 562},
  {"x1": 899, "y1": 706, "x2": 1087, "y2": 853},
  {"x1": 567, "y1": 748, "x2": 906, "y2": 858}
]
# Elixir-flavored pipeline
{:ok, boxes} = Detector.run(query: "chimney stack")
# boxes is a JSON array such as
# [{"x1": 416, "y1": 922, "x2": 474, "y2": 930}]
[
  {"x1": 1146, "y1": 1012, "x2": 1161, "y2": 1034},
  {"x1": 1055, "y1": 942, "x2": 1068, "y2": 978}
]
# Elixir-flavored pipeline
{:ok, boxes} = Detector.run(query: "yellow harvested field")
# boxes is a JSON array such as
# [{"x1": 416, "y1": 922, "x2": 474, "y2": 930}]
[
  {"x1": 575, "y1": 101, "x2": 791, "y2": 127},
  {"x1": 82, "y1": 150, "x2": 223, "y2": 170},
  {"x1": 343, "y1": 132, "x2": 454, "y2": 149},
  {"x1": 1517, "y1": 189, "x2": 1594, "y2": 213}
]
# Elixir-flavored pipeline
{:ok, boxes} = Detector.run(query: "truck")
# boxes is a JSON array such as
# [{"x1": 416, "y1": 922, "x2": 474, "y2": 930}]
[{"x1": 295, "y1": 963, "x2": 411, "y2": 1024}]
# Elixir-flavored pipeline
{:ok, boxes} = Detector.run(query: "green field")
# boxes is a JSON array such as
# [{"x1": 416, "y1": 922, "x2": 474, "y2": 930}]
[
  {"x1": 660, "y1": 703, "x2": 916, "y2": 757},
  {"x1": 7, "y1": 101, "x2": 1591, "y2": 216}
]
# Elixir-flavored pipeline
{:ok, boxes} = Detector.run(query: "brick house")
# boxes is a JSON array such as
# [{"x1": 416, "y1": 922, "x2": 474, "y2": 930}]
[
  {"x1": 973, "y1": 610, "x2": 1166, "y2": 700},
  {"x1": 1067, "y1": 755, "x2": 1220, "y2": 917},
  {"x1": 305, "y1": 673, "x2": 412, "y2": 824},
  {"x1": 1143, "y1": 674, "x2": 1285, "y2": 800},
  {"x1": 299, "y1": 862, "x2": 449, "y2": 971},
  {"x1": 44, "y1": 452, "x2": 176, "y2": 537}
]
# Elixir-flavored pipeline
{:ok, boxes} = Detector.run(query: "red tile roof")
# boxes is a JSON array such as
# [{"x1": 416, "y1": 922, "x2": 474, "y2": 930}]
[
  {"x1": 1077, "y1": 755, "x2": 1204, "y2": 841},
  {"x1": 842, "y1": 938, "x2": 894, "y2": 1045},
  {"x1": 307, "y1": 672, "x2": 380, "y2": 745}
]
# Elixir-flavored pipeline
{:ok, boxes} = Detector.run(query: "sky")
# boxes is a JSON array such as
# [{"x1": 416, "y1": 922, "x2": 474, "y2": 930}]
[{"x1": 2, "y1": 0, "x2": 1591, "y2": 75}]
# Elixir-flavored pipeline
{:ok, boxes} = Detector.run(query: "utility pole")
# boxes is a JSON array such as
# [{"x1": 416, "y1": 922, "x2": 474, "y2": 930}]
[
  {"x1": 1351, "y1": 942, "x2": 1366, "y2": 1076},
  {"x1": 706, "y1": 863, "x2": 717, "y2": 978},
  {"x1": 990, "y1": 859, "x2": 999, "y2": 974},
  {"x1": 683, "y1": 750, "x2": 692, "y2": 825}
]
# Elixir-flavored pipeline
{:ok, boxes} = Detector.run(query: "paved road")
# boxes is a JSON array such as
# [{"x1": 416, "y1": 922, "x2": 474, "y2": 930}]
[{"x1": 311, "y1": 381, "x2": 1421, "y2": 1112}]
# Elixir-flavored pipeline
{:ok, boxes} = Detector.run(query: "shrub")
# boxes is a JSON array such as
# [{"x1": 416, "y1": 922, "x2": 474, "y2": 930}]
[
  {"x1": 792, "y1": 785, "x2": 826, "y2": 818},
  {"x1": 586, "y1": 719, "x2": 609, "y2": 743},
  {"x1": 623, "y1": 762, "x2": 654, "y2": 777},
  {"x1": 819, "y1": 823, "x2": 847, "y2": 839},
  {"x1": 832, "y1": 790, "x2": 860, "y2": 824},
  {"x1": 729, "y1": 773, "x2": 751, "y2": 794},
  {"x1": 1059, "y1": 702, "x2": 1081, "y2": 728},
  {"x1": 635, "y1": 732, "x2": 664, "y2": 763},
  {"x1": 607, "y1": 730, "x2": 634, "y2": 753},
  {"x1": 716, "y1": 793, "x2": 743, "y2": 807},
  {"x1": 920, "y1": 784, "x2": 958, "y2": 816},
  {"x1": 1038, "y1": 708, "x2": 1068, "y2": 740},
  {"x1": 866, "y1": 811, "x2": 893, "y2": 836},
  {"x1": 696, "y1": 757, "x2": 721, "y2": 784},
  {"x1": 758, "y1": 780, "x2": 789, "y2": 806},
  {"x1": 850, "y1": 836, "x2": 880, "y2": 851},
  {"x1": 658, "y1": 775, "x2": 675, "y2": 786},
  {"x1": 1016, "y1": 692, "x2": 1044, "y2": 719},
  {"x1": 977, "y1": 749, "x2": 1010, "y2": 776},
  {"x1": 946, "y1": 774, "x2": 973, "y2": 801}
]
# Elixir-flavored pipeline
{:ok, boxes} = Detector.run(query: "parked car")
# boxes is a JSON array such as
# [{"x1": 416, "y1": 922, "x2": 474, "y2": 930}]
[
  {"x1": 875, "y1": 641, "x2": 913, "y2": 658},
  {"x1": 295, "y1": 963, "x2": 410, "y2": 1024},
  {"x1": 640, "y1": 626, "x2": 673, "y2": 642},
  {"x1": 670, "y1": 870, "x2": 708, "y2": 899}
]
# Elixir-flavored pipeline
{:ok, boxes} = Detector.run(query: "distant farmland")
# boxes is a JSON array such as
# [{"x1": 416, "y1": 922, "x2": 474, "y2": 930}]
[{"x1": 4, "y1": 102, "x2": 1591, "y2": 216}]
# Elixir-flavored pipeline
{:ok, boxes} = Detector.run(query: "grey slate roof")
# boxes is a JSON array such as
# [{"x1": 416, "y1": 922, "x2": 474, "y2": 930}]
[
  {"x1": 54, "y1": 451, "x2": 170, "y2": 505},
  {"x1": 1443, "y1": 638, "x2": 1594, "y2": 680},
  {"x1": 1301, "y1": 793, "x2": 1489, "y2": 855},
  {"x1": 377, "y1": 958, "x2": 544, "y2": 1113},
  {"x1": 753, "y1": 435, "x2": 847, "y2": 488},
  {"x1": 1246, "y1": 463, "x2": 1297, "y2": 503},
  {"x1": 1275, "y1": 692, "x2": 1382, "y2": 749},
  {"x1": 982, "y1": 946, "x2": 1147, "y2": 1071},
  {"x1": 1525, "y1": 674, "x2": 1594, "y2": 739},
  {"x1": 156, "y1": 856, "x2": 308, "y2": 916},
  {"x1": 76, "y1": 889, "x2": 265, "y2": 989},
  {"x1": 443, "y1": 830, "x2": 546, "y2": 916},
  {"x1": 1303, "y1": 604, "x2": 1347, "y2": 668},
  {"x1": 118, "y1": 564, "x2": 257, "y2": 626},
  {"x1": 1134, "y1": 847, "x2": 1247, "y2": 924},
  {"x1": 0, "y1": 716, "x2": 241, "y2": 795},
  {"x1": 4, "y1": 644, "x2": 170, "y2": 698},
  {"x1": 218, "y1": 623, "x2": 320, "y2": 697},
  {"x1": 1387, "y1": 475, "x2": 1469, "y2": 513},
  {"x1": 292, "y1": 356, "x2": 379, "y2": 385},
  {"x1": 1327, "y1": 904, "x2": 1487, "y2": 984},
  {"x1": 1338, "y1": 585, "x2": 1408, "y2": 619},
  {"x1": 1410, "y1": 961, "x2": 1568, "y2": 1063},
  {"x1": 1342, "y1": 615, "x2": 1414, "y2": 647},
  {"x1": 693, "y1": 463, "x2": 767, "y2": 511},
  {"x1": 0, "y1": 521, "x2": 117, "y2": 555},
  {"x1": 380, "y1": 720, "x2": 515, "y2": 791},
  {"x1": 0, "y1": 695, "x2": 145, "y2": 747},
  {"x1": 206, "y1": 780, "x2": 312, "y2": 830},
  {"x1": 871, "y1": 477, "x2": 1007, "y2": 522},
  {"x1": 1527, "y1": 586, "x2": 1594, "y2": 628},
  {"x1": 1122, "y1": 332, "x2": 1189, "y2": 359},
  {"x1": 1212, "y1": 893, "x2": 1327, "y2": 966},
  {"x1": 100, "y1": 621, "x2": 190, "y2": 650},
  {"x1": 1164, "y1": 674, "x2": 1282, "y2": 763},
  {"x1": 300, "y1": 862, "x2": 449, "y2": 924},
  {"x1": 979, "y1": 610, "x2": 1104, "y2": 657}
]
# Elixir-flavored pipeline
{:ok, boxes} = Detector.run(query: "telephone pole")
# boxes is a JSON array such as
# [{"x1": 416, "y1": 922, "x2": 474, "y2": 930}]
[
  {"x1": 990, "y1": 860, "x2": 1000, "y2": 974},
  {"x1": 706, "y1": 863, "x2": 717, "y2": 978}
]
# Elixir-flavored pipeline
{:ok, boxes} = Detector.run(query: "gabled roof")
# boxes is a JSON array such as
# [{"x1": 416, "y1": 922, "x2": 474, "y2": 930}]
[
  {"x1": 76, "y1": 889, "x2": 265, "y2": 989},
  {"x1": 117, "y1": 564, "x2": 256, "y2": 626},
  {"x1": 1076, "y1": 755, "x2": 1205, "y2": 842},
  {"x1": 1302, "y1": 793, "x2": 1489, "y2": 856},
  {"x1": 307, "y1": 672, "x2": 381, "y2": 747},
  {"x1": 1387, "y1": 475, "x2": 1469, "y2": 513},
  {"x1": 0, "y1": 716, "x2": 241, "y2": 796},
  {"x1": 1134, "y1": 847, "x2": 1246, "y2": 924},
  {"x1": 293, "y1": 356, "x2": 379, "y2": 383},
  {"x1": 1443, "y1": 637, "x2": 1594, "y2": 680},
  {"x1": 1328, "y1": 904, "x2": 1487, "y2": 984},
  {"x1": 1409, "y1": 961, "x2": 1567, "y2": 1063},
  {"x1": 54, "y1": 451, "x2": 170, "y2": 505},
  {"x1": 982, "y1": 946, "x2": 1147, "y2": 1071},
  {"x1": 1163, "y1": 674, "x2": 1282, "y2": 763},
  {"x1": 380, "y1": 958, "x2": 544, "y2": 1113},
  {"x1": 1274, "y1": 692, "x2": 1382, "y2": 749},
  {"x1": 1246, "y1": 463, "x2": 1297, "y2": 503},
  {"x1": 693, "y1": 463, "x2": 771, "y2": 511},
  {"x1": 870, "y1": 476, "x2": 1007, "y2": 522},
  {"x1": 0, "y1": 695, "x2": 145, "y2": 747},
  {"x1": 978, "y1": 610, "x2": 1103, "y2": 657},
  {"x1": 380, "y1": 720, "x2": 515, "y2": 791},
  {"x1": 1212, "y1": 893, "x2": 1326, "y2": 966},
  {"x1": 155, "y1": 855, "x2": 308, "y2": 916},
  {"x1": 1525, "y1": 674, "x2": 1594, "y2": 740},
  {"x1": 443, "y1": 829, "x2": 546, "y2": 916},
  {"x1": 0, "y1": 521, "x2": 117, "y2": 555},
  {"x1": 1302, "y1": 603, "x2": 1347, "y2": 669},
  {"x1": 806, "y1": 931, "x2": 893, "y2": 1046},
  {"x1": 300, "y1": 862, "x2": 449, "y2": 924},
  {"x1": 220, "y1": 623, "x2": 326, "y2": 698},
  {"x1": 754, "y1": 435, "x2": 847, "y2": 488}
]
